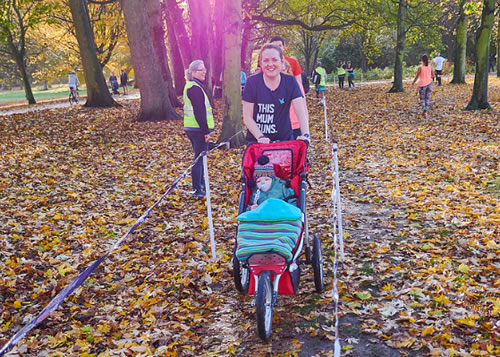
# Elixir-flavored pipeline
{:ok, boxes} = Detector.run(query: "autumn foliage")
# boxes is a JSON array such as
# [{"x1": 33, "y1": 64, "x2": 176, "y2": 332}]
[{"x1": 0, "y1": 77, "x2": 499, "y2": 355}]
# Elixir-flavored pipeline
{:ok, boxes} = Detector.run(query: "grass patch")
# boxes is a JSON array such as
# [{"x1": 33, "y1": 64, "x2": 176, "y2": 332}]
[
  {"x1": 293, "y1": 294, "x2": 321, "y2": 314},
  {"x1": 484, "y1": 176, "x2": 500, "y2": 198},
  {"x1": 339, "y1": 322, "x2": 361, "y2": 335},
  {"x1": 359, "y1": 263, "x2": 374, "y2": 276},
  {"x1": 0, "y1": 86, "x2": 88, "y2": 104},
  {"x1": 437, "y1": 229, "x2": 454, "y2": 237}
]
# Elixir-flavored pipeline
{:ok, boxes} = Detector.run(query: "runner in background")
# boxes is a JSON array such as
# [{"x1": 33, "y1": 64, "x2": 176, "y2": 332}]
[
  {"x1": 346, "y1": 61, "x2": 355, "y2": 90},
  {"x1": 314, "y1": 61, "x2": 327, "y2": 105},
  {"x1": 337, "y1": 60, "x2": 346, "y2": 89},
  {"x1": 412, "y1": 54, "x2": 435, "y2": 117},
  {"x1": 432, "y1": 52, "x2": 446, "y2": 86}
]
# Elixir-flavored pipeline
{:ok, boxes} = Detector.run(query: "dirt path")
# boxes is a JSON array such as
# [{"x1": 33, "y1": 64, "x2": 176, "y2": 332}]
[{"x1": 0, "y1": 92, "x2": 140, "y2": 116}]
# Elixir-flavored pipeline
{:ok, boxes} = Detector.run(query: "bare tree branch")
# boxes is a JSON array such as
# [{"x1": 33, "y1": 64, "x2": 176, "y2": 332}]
[
  {"x1": 251, "y1": 14, "x2": 355, "y2": 31},
  {"x1": 87, "y1": 0, "x2": 117, "y2": 4}
]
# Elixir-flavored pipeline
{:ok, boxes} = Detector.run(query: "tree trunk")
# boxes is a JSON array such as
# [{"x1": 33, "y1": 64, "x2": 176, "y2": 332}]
[
  {"x1": 164, "y1": 2, "x2": 185, "y2": 96},
  {"x1": 465, "y1": 0, "x2": 495, "y2": 110},
  {"x1": 68, "y1": 0, "x2": 116, "y2": 107},
  {"x1": 219, "y1": 0, "x2": 245, "y2": 147},
  {"x1": 146, "y1": 0, "x2": 182, "y2": 107},
  {"x1": 120, "y1": 0, "x2": 181, "y2": 121},
  {"x1": 240, "y1": 17, "x2": 252, "y2": 73},
  {"x1": 14, "y1": 49, "x2": 36, "y2": 104},
  {"x1": 198, "y1": 0, "x2": 214, "y2": 104},
  {"x1": 451, "y1": 0, "x2": 467, "y2": 84},
  {"x1": 214, "y1": 0, "x2": 225, "y2": 80},
  {"x1": 5, "y1": 26, "x2": 36, "y2": 104},
  {"x1": 388, "y1": 0, "x2": 407, "y2": 93},
  {"x1": 497, "y1": 13, "x2": 499, "y2": 77},
  {"x1": 187, "y1": 0, "x2": 202, "y2": 60},
  {"x1": 165, "y1": 0, "x2": 192, "y2": 66}
]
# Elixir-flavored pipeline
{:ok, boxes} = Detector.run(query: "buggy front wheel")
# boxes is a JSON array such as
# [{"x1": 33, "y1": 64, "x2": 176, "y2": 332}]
[
  {"x1": 312, "y1": 234, "x2": 324, "y2": 293},
  {"x1": 256, "y1": 270, "x2": 273, "y2": 340}
]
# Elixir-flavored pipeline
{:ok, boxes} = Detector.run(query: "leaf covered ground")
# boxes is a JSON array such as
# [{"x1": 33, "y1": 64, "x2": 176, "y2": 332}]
[{"x1": 0, "y1": 78, "x2": 499, "y2": 356}]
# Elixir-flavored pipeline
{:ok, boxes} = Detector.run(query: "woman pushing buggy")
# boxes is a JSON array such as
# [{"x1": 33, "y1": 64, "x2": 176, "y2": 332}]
[{"x1": 233, "y1": 42, "x2": 323, "y2": 341}]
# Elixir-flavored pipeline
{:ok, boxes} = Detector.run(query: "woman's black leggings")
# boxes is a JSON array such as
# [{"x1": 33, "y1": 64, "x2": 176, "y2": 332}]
[
  {"x1": 348, "y1": 74, "x2": 354, "y2": 88},
  {"x1": 338, "y1": 75, "x2": 345, "y2": 88}
]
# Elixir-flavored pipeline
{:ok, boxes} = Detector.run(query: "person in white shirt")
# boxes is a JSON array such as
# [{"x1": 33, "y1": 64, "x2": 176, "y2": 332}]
[
  {"x1": 432, "y1": 53, "x2": 446, "y2": 86},
  {"x1": 68, "y1": 70, "x2": 80, "y2": 95}
]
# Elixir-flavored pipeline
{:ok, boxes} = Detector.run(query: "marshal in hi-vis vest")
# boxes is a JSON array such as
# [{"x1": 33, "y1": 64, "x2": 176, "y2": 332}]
[
  {"x1": 315, "y1": 67, "x2": 326, "y2": 86},
  {"x1": 183, "y1": 81, "x2": 214, "y2": 130}
]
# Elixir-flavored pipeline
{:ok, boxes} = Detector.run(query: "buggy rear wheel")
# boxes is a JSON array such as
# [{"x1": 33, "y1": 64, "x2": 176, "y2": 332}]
[
  {"x1": 312, "y1": 234, "x2": 324, "y2": 293},
  {"x1": 233, "y1": 256, "x2": 249, "y2": 293},
  {"x1": 256, "y1": 270, "x2": 273, "y2": 341}
]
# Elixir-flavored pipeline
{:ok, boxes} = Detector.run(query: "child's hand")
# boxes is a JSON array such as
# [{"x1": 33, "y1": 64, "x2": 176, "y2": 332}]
[{"x1": 251, "y1": 204, "x2": 258, "y2": 210}]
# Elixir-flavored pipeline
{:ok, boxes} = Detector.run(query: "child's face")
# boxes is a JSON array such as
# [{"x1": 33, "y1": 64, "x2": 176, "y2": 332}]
[{"x1": 256, "y1": 176, "x2": 273, "y2": 192}]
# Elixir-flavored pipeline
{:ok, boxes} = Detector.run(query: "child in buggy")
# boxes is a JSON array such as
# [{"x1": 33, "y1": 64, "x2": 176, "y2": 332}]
[
  {"x1": 233, "y1": 140, "x2": 324, "y2": 340},
  {"x1": 247, "y1": 154, "x2": 297, "y2": 211}
]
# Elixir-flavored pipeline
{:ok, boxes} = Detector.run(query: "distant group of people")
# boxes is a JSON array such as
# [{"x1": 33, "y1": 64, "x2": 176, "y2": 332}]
[
  {"x1": 67, "y1": 69, "x2": 129, "y2": 97},
  {"x1": 109, "y1": 70, "x2": 128, "y2": 95},
  {"x1": 335, "y1": 61, "x2": 355, "y2": 90}
]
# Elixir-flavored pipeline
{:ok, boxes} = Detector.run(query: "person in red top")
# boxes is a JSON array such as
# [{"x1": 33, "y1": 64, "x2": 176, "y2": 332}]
[
  {"x1": 412, "y1": 54, "x2": 435, "y2": 117},
  {"x1": 270, "y1": 36, "x2": 303, "y2": 90},
  {"x1": 270, "y1": 36, "x2": 309, "y2": 130}
]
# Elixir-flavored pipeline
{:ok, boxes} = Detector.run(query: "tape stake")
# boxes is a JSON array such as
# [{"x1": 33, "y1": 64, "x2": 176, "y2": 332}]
[
  {"x1": 203, "y1": 152, "x2": 217, "y2": 261},
  {"x1": 324, "y1": 100, "x2": 329, "y2": 142},
  {"x1": 330, "y1": 143, "x2": 343, "y2": 357},
  {"x1": 333, "y1": 144, "x2": 344, "y2": 261}
]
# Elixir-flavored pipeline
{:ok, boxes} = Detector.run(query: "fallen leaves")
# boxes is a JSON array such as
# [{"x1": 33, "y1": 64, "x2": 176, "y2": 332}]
[{"x1": 0, "y1": 76, "x2": 499, "y2": 355}]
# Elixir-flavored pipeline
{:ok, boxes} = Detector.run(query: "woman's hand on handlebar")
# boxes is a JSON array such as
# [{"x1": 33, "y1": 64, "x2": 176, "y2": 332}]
[
  {"x1": 296, "y1": 135, "x2": 311, "y2": 143},
  {"x1": 257, "y1": 135, "x2": 270, "y2": 144}
]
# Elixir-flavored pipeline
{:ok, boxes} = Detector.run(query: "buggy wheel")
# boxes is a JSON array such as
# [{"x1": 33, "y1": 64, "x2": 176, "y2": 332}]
[
  {"x1": 312, "y1": 234, "x2": 324, "y2": 293},
  {"x1": 232, "y1": 256, "x2": 249, "y2": 293},
  {"x1": 256, "y1": 270, "x2": 273, "y2": 341}
]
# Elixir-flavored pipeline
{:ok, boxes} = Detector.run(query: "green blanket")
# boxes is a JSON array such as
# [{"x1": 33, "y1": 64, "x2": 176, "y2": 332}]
[{"x1": 236, "y1": 199, "x2": 302, "y2": 262}]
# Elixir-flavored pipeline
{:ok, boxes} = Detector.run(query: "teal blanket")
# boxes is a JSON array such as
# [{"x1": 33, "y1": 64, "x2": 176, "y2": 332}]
[{"x1": 236, "y1": 199, "x2": 302, "y2": 262}]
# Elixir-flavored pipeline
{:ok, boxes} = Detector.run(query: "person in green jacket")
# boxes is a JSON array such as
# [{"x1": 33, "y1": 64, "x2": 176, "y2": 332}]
[
  {"x1": 337, "y1": 60, "x2": 346, "y2": 89},
  {"x1": 247, "y1": 155, "x2": 297, "y2": 211},
  {"x1": 314, "y1": 61, "x2": 327, "y2": 105}
]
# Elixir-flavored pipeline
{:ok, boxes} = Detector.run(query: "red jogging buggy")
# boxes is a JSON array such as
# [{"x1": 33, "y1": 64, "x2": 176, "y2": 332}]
[{"x1": 232, "y1": 140, "x2": 324, "y2": 340}]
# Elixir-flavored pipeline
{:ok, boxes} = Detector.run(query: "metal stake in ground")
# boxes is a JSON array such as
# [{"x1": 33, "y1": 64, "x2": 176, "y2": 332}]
[
  {"x1": 324, "y1": 97, "x2": 329, "y2": 142},
  {"x1": 332, "y1": 144, "x2": 344, "y2": 261},
  {"x1": 203, "y1": 152, "x2": 217, "y2": 261}
]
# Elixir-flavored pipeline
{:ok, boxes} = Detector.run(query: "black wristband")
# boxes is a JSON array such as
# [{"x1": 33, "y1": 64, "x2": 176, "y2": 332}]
[
  {"x1": 258, "y1": 135, "x2": 266, "y2": 139},
  {"x1": 303, "y1": 133, "x2": 310, "y2": 138}
]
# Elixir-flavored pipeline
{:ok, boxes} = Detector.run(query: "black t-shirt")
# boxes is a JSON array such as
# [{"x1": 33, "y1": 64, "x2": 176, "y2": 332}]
[{"x1": 242, "y1": 72, "x2": 303, "y2": 143}]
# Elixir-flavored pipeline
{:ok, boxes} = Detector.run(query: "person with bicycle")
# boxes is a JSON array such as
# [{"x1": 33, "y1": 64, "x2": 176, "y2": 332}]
[{"x1": 68, "y1": 70, "x2": 80, "y2": 98}]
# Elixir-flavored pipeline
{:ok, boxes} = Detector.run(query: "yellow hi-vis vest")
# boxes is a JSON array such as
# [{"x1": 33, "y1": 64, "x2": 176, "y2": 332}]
[
  {"x1": 316, "y1": 66, "x2": 326, "y2": 86},
  {"x1": 183, "y1": 80, "x2": 214, "y2": 130}
]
